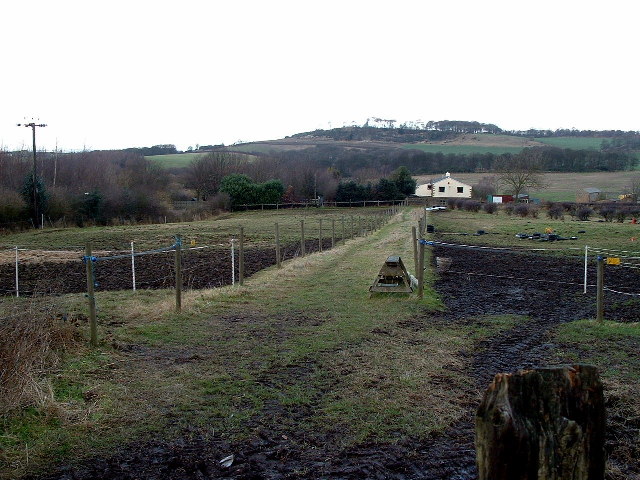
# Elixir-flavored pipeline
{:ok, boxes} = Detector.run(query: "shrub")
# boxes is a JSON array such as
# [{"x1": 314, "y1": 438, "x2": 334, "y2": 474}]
[
  {"x1": 463, "y1": 200, "x2": 481, "y2": 212},
  {"x1": 575, "y1": 206, "x2": 594, "y2": 221},
  {"x1": 504, "y1": 203, "x2": 515, "y2": 216},
  {"x1": 547, "y1": 203, "x2": 564, "y2": 220},
  {"x1": 483, "y1": 202, "x2": 498, "y2": 214},
  {"x1": 598, "y1": 204, "x2": 617, "y2": 222},
  {"x1": 514, "y1": 203, "x2": 531, "y2": 217},
  {"x1": 447, "y1": 198, "x2": 457, "y2": 210},
  {"x1": 616, "y1": 207, "x2": 629, "y2": 223},
  {"x1": 455, "y1": 198, "x2": 465, "y2": 210}
]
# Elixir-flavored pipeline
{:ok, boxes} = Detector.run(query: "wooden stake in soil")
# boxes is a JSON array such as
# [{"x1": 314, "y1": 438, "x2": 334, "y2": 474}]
[
  {"x1": 319, "y1": 219, "x2": 323, "y2": 252},
  {"x1": 596, "y1": 256, "x2": 604, "y2": 323},
  {"x1": 175, "y1": 235, "x2": 182, "y2": 312},
  {"x1": 476, "y1": 364, "x2": 605, "y2": 480},
  {"x1": 412, "y1": 226, "x2": 418, "y2": 276},
  {"x1": 300, "y1": 220, "x2": 305, "y2": 257},
  {"x1": 331, "y1": 218, "x2": 336, "y2": 248},
  {"x1": 239, "y1": 227, "x2": 245, "y2": 285},
  {"x1": 417, "y1": 240, "x2": 425, "y2": 299},
  {"x1": 14, "y1": 246, "x2": 19, "y2": 298},
  {"x1": 275, "y1": 222, "x2": 281, "y2": 268},
  {"x1": 84, "y1": 243, "x2": 98, "y2": 346}
]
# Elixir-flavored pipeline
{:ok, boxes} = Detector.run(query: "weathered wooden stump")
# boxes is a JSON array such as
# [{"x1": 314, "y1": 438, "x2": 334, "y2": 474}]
[{"x1": 476, "y1": 364, "x2": 605, "y2": 480}]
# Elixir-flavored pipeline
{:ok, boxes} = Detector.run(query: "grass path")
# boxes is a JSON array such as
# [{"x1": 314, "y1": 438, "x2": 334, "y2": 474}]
[{"x1": 2, "y1": 208, "x2": 492, "y2": 478}]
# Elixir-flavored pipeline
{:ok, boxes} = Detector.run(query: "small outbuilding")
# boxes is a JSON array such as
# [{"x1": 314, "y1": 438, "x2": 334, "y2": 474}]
[{"x1": 576, "y1": 188, "x2": 602, "y2": 203}]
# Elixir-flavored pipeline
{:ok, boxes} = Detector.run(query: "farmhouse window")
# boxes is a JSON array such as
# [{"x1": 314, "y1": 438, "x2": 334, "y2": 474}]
[
  {"x1": 457, "y1": 187, "x2": 464, "y2": 193},
  {"x1": 438, "y1": 186, "x2": 445, "y2": 192}
]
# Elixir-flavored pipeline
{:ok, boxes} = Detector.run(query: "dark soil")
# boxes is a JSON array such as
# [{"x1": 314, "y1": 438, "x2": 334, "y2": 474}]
[
  {"x1": 0, "y1": 239, "x2": 334, "y2": 296},
  {"x1": 26, "y1": 244, "x2": 640, "y2": 479}
]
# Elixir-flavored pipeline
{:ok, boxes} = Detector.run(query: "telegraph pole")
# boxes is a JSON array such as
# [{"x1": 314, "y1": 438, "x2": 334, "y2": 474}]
[{"x1": 17, "y1": 121, "x2": 47, "y2": 227}]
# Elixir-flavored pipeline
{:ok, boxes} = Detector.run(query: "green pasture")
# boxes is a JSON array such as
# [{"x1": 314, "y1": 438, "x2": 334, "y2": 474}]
[
  {"x1": 534, "y1": 137, "x2": 610, "y2": 150},
  {"x1": 402, "y1": 144, "x2": 524, "y2": 155},
  {"x1": 144, "y1": 153, "x2": 205, "y2": 168},
  {"x1": 427, "y1": 208, "x2": 640, "y2": 254},
  {"x1": 0, "y1": 208, "x2": 392, "y2": 252}
]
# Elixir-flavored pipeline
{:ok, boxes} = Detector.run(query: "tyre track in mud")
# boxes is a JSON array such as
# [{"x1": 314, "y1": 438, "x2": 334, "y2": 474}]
[{"x1": 410, "y1": 244, "x2": 638, "y2": 480}]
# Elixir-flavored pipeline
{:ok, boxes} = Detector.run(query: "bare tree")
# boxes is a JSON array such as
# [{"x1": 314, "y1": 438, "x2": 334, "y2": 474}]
[
  {"x1": 623, "y1": 175, "x2": 640, "y2": 199},
  {"x1": 185, "y1": 152, "x2": 241, "y2": 200},
  {"x1": 493, "y1": 151, "x2": 547, "y2": 202},
  {"x1": 472, "y1": 175, "x2": 498, "y2": 200}
]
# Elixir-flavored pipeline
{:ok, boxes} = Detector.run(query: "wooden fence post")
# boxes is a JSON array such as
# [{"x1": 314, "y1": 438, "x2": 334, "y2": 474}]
[
  {"x1": 341, "y1": 217, "x2": 345, "y2": 244},
  {"x1": 350, "y1": 216, "x2": 354, "y2": 239},
  {"x1": 84, "y1": 243, "x2": 98, "y2": 346},
  {"x1": 301, "y1": 219, "x2": 305, "y2": 257},
  {"x1": 319, "y1": 219, "x2": 323, "y2": 252},
  {"x1": 596, "y1": 256, "x2": 604, "y2": 323},
  {"x1": 14, "y1": 246, "x2": 19, "y2": 298},
  {"x1": 175, "y1": 235, "x2": 182, "y2": 312},
  {"x1": 275, "y1": 222, "x2": 281, "y2": 268},
  {"x1": 412, "y1": 226, "x2": 418, "y2": 276},
  {"x1": 239, "y1": 227, "x2": 244, "y2": 285},
  {"x1": 331, "y1": 219, "x2": 336, "y2": 248},
  {"x1": 476, "y1": 365, "x2": 605, "y2": 480},
  {"x1": 417, "y1": 240, "x2": 425, "y2": 299}
]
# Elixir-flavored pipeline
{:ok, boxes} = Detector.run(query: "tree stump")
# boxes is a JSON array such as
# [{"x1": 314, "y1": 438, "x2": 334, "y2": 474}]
[{"x1": 476, "y1": 364, "x2": 605, "y2": 480}]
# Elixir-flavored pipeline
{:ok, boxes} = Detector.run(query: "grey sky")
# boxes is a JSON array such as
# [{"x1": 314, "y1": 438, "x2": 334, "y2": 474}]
[{"x1": 2, "y1": 0, "x2": 638, "y2": 151}]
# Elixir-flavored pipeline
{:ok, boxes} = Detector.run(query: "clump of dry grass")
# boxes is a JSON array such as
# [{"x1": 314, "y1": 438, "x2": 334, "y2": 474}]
[{"x1": 0, "y1": 304, "x2": 80, "y2": 415}]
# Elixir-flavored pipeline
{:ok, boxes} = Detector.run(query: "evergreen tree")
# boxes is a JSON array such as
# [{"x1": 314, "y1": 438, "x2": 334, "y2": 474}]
[{"x1": 20, "y1": 172, "x2": 48, "y2": 222}]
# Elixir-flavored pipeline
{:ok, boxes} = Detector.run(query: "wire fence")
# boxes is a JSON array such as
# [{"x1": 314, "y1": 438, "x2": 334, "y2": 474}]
[
  {"x1": 419, "y1": 238, "x2": 640, "y2": 300},
  {"x1": 1, "y1": 208, "x2": 398, "y2": 300}
]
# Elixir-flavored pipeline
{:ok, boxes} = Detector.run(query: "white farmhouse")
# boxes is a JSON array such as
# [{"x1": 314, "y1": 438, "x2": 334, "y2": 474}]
[{"x1": 415, "y1": 172, "x2": 472, "y2": 199}]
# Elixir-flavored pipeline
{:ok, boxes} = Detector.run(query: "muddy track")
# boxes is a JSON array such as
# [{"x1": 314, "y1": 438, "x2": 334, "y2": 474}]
[{"x1": 27, "y1": 243, "x2": 639, "y2": 479}]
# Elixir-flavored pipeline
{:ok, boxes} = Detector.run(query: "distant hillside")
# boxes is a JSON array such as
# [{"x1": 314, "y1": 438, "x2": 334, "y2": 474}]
[{"x1": 146, "y1": 123, "x2": 640, "y2": 173}]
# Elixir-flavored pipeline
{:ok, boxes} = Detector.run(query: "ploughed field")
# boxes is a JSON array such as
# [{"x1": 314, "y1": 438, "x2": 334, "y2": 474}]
[
  {"x1": 26, "y1": 243, "x2": 639, "y2": 480},
  {"x1": 0, "y1": 240, "x2": 334, "y2": 296}
]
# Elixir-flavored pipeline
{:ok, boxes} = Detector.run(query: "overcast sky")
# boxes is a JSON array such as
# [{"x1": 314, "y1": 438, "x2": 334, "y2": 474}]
[{"x1": 1, "y1": 0, "x2": 638, "y2": 152}]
